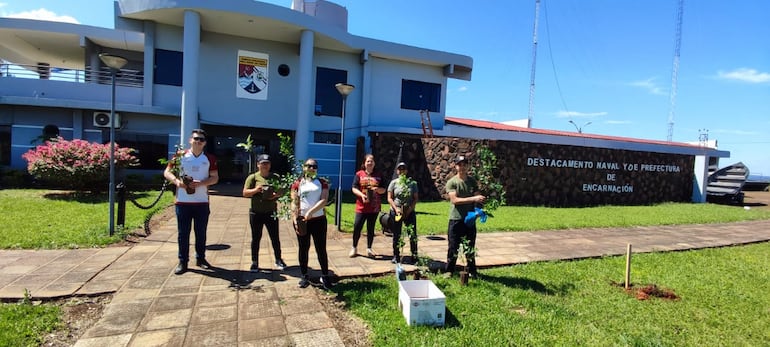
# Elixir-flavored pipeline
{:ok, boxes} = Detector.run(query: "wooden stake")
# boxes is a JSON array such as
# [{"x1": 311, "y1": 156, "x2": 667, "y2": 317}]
[{"x1": 625, "y1": 244, "x2": 632, "y2": 289}]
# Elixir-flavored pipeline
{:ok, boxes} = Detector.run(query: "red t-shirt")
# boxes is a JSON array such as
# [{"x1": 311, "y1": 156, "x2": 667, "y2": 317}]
[{"x1": 352, "y1": 170, "x2": 384, "y2": 214}]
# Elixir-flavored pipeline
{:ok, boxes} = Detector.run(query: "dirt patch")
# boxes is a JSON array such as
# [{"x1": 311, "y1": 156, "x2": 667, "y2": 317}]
[
  {"x1": 41, "y1": 295, "x2": 112, "y2": 347},
  {"x1": 318, "y1": 290, "x2": 373, "y2": 347},
  {"x1": 612, "y1": 281, "x2": 679, "y2": 301}
]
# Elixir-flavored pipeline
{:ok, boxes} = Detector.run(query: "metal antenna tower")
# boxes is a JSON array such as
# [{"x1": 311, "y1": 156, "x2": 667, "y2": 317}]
[
  {"x1": 527, "y1": 0, "x2": 541, "y2": 128},
  {"x1": 667, "y1": 0, "x2": 684, "y2": 141}
]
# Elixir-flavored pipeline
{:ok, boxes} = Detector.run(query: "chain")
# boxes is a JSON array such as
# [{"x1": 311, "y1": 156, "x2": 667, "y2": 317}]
[{"x1": 128, "y1": 180, "x2": 171, "y2": 210}]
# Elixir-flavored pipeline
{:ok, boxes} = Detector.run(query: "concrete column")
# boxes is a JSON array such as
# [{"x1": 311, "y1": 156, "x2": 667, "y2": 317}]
[
  {"x1": 142, "y1": 20, "x2": 155, "y2": 107},
  {"x1": 692, "y1": 154, "x2": 709, "y2": 203},
  {"x1": 294, "y1": 30, "x2": 314, "y2": 162},
  {"x1": 180, "y1": 10, "x2": 200, "y2": 140}
]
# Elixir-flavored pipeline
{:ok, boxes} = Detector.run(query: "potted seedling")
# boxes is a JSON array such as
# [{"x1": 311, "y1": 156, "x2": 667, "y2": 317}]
[{"x1": 457, "y1": 236, "x2": 477, "y2": 286}]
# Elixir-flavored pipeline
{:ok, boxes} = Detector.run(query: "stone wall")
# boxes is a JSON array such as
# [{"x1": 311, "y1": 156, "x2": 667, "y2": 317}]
[{"x1": 371, "y1": 133, "x2": 694, "y2": 206}]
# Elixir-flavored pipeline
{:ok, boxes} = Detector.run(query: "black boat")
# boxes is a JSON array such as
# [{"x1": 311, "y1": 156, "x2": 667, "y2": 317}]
[{"x1": 706, "y1": 162, "x2": 749, "y2": 204}]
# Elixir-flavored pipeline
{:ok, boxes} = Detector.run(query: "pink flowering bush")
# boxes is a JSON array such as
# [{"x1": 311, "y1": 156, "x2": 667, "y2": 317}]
[{"x1": 22, "y1": 137, "x2": 139, "y2": 191}]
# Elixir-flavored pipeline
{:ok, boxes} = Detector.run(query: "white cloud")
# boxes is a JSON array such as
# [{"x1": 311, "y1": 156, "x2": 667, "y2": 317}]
[
  {"x1": 717, "y1": 68, "x2": 770, "y2": 83},
  {"x1": 554, "y1": 110, "x2": 607, "y2": 118},
  {"x1": 456, "y1": 86, "x2": 468, "y2": 92},
  {"x1": 3, "y1": 8, "x2": 79, "y2": 24},
  {"x1": 629, "y1": 77, "x2": 666, "y2": 95}
]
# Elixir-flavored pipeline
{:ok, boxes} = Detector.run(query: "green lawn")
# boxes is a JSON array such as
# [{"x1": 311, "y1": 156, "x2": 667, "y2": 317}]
[
  {"x1": 335, "y1": 242, "x2": 770, "y2": 346},
  {"x1": 1, "y1": 188, "x2": 768, "y2": 346},
  {"x1": 0, "y1": 189, "x2": 174, "y2": 249},
  {"x1": 334, "y1": 200, "x2": 770, "y2": 234}
]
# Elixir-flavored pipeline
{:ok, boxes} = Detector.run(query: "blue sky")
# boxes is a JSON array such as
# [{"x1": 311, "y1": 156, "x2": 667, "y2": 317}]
[{"x1": 2, "y1": 0, "x2": 769, "y2": 176}]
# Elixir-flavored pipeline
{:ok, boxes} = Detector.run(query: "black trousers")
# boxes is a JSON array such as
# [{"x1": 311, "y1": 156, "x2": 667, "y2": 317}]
[
  {"x1": 352, "y1": 212, "x2": 378, "y2": 248},
  {"x1": 249, "y1": 210, "x2": 281, "y2": 264},
  {"x1": 445, "y1": 219, "x2": 477, "y2": 274},
  {"x1": 297, "y1": 216, "x2": 329, "y2": 276}
]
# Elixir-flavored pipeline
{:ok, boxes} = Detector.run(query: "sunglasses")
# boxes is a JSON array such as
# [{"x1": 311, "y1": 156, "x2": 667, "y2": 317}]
[
  {"x1": 192, "y1": 137, "x2": 206, "y2": 142},
  {"x1": 304, "y1": 164, "x2": 318, "y2": 169}
]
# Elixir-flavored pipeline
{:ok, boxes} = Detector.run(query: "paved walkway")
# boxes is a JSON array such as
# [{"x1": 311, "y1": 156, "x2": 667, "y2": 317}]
[{"x1": 1, "y1": 192, "x2": 769, "y2": 346}]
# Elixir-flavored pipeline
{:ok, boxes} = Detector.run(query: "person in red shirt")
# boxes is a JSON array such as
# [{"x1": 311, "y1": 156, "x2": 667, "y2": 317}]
[{"x1": 349, "y1": 154, "x2": 386, "y2": 258}]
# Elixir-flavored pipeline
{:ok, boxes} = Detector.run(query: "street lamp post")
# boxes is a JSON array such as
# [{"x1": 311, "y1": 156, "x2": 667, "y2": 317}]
[
  {"x1": 569, "y1": 120, "x2": 592, "y2": 134},
  {"x1": 334, "y1": 83, "x2": 355, "y2": 230},
  {"x1": 99, "y1": 53, "x2": 127, "y2": 236}
]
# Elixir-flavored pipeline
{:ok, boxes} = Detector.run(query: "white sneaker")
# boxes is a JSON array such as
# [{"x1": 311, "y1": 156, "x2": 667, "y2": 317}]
[
  {"x1": 367, "y1": 248, "x2": 377, "y2": 258},
  {"x1": 348, "y1": 247, "x2": 357, "y2": 258}
]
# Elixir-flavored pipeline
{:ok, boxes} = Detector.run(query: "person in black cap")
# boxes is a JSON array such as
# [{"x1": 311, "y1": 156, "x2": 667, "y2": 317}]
[
  {"x1": 387, "y1": 161, "x2": 419, "y2": 264},
  {"x1": 444, "y1": 155, "x2": 485, "y2": 277},
  {"x1": 243, "y1": 154, "x2": 287, "y2": 272}
]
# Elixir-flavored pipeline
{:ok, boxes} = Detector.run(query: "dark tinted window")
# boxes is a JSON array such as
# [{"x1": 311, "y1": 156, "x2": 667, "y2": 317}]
[
  {"x1": 154, "y1": 49, "x2": 183, "y2": 86},
  {"x1": 115, "y1": 132, "x2": 168, "y2": 170},
  {"x1": 401, "y1": 79, "x2": 441, "y2": 112},
  {"x1": 314, "y1": 67, "x2": 348, "y2": 117},
  {"x1": 0, "y1": 125, "x2": 9, "y2": 165}
]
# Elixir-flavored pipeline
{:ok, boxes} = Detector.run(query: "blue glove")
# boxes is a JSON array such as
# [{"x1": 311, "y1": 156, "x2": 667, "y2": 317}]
[
  {"x1": 464, "y1": 207, "x2": 488, "y2": 227},
  {"x1": 476, "y1": 207, "x2": 488, "y2": 224}
]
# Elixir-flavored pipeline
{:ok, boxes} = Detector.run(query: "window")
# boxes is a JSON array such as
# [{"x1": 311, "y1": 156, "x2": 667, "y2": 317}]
[
  {"x1": 313, "y1": 132, "x2": 341, "y2": 144},
  {"x1": 154, "y1": 49, "x2": 183, "y2": 86},
  {"x1": 115, "y1": 133, "x2": 169, "y2": 170},
  {"x1": 0, "y1": 125, "x2": 9, "y2": 166},
  {"x1": 401, "y1": 79, "x2": 441, "y2": 112},
  {"x1": 314, "y1": 67, "x2": 348, "y2": 117}
]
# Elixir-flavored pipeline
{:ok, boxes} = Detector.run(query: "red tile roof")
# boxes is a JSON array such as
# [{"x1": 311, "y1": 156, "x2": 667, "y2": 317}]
[{"x1": 444, "y1": 116, "x2": 704, "y2": 149}]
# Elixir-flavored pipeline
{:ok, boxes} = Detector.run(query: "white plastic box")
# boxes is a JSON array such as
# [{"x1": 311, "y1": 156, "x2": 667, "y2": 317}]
[{"x1": 398, "y1": 280, "x2": 446, "y2": 326}]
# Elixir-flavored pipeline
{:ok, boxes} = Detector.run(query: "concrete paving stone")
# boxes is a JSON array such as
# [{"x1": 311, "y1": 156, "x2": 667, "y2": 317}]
[
  {"x1": 32, "y1": 261, "x2": 80, "y2": 274},
  {"x1": 57, "y1": 271, "x2": 99, "y2": 283},
  {"x1": 239, "y1": 298, "x2": 282, "y2": 320},
  {"x1": 289, "y1": 327, "x2": 344, "y2": 347},
  {"x1": 128, "y1": 327, "x2": 186, "y2": 347},
  {"x1": 238, "y1": 335, "x2": 292, "y2": 347},
  {"x1": 37, "y1": 282, "x2": 83, "y2": 297},
  {"x1": 91, "y1": 268, "x2": 136, "y2": 281},
  {"x1": 111, "y1": 289, "x2": 160, "y2": 302},
  {"x1": 159, "y1": 286, "x2": 200, "y2": 296},
  {"x1": 196, "y1": 290, "x2": 237, "y2": 307},
  {"x1": 151, "y1": 294, "x2": 197, "y2": 312},
  {"x1": 76, "y1": 280, "x2": 125, "y2": 295},
  {"x1": 0, "y1": 275, "x2": 19, "y2": 287},
  {"x1": 126, "y1": 276, "x2": 168, "y2": 290},
  {"x1": 1, "y1": 265, "x2": 40, "y2": 274},
  {"x1": 135, "y1": 267, "x2": 172, "y2": 278},
  {"x1": 185, "y1": 321, "x2": 238, "y2": 347},
  {"x1": 284, "y1": 311, "x2": 334, "y2": 333},
  {"x1": 191, "y1": 304, "x2": 238, "y2": 325},
  {"x1": 82, "y1": 301, "x2": 152, "y2": 338},
  {"x1": 279, "y1": 296, "x2": 323, "y2": 316},
  {"x1": 238, "y1": 286, "x2": 277, "y2": 303},
  {"x1": 140, "y1": 308, "x2": 193, "y2": 331},
  {"x1": 73, "y1": 333, "x2": 132, "y2": 347},
  {"x1": 238, "y1": 317, "x2": 288, "y2": 341},
  {"x1": 162, "y1": 275, "x2": 204, "y2": 289},
  {"x1": 0, "y1": 286, "x2": 38, "y2": 299}
]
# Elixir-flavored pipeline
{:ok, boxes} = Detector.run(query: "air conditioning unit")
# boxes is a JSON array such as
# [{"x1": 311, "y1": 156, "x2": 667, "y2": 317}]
[{"x1": 93, "y1": 112, "x2": 120, "y2": 128}]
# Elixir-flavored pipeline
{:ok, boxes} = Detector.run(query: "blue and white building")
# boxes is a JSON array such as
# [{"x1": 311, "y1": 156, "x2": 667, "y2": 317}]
[{"x1": 0, "y1": 0, "x2": 727, "y2": 201}]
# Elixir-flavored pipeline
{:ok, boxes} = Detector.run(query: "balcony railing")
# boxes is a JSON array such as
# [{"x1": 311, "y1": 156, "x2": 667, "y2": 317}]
[{"x1": 0, "y1": 63, "x2": 143, "y2": 87}]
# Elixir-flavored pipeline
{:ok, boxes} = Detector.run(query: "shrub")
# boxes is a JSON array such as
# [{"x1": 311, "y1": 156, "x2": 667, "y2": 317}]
[{"x1": 22, "y1": 137, "x2": 138, "y2": 192}]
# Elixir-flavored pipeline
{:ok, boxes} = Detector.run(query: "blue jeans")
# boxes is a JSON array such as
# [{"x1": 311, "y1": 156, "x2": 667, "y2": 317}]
[{"x1": 176, "y1": 204, "x2": 210, "y2": 263}]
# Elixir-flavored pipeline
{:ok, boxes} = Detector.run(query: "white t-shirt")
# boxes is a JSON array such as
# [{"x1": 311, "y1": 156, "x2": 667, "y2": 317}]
[
  {"x1": 176, "y1": 150, "x2": 217, "y2": 204},
  {"x1": 291, "y1": 177, "x2": 328, "y2": 219}
]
